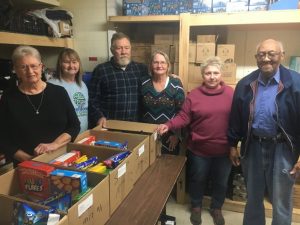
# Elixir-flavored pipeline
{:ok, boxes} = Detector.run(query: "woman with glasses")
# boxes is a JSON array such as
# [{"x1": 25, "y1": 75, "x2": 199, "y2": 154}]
[
  {"x1": 0, "y1": 45, "x2": 80, "y2": 166},
  {"x1": 157, "y1": 56, "x2": 234, "y2": 225},
  {"x1": 140, "y1": 50, "x2": 185, "y2": 155},
  {"x1": 48, "y1": 48, "x2": 88, "y2": 133}
]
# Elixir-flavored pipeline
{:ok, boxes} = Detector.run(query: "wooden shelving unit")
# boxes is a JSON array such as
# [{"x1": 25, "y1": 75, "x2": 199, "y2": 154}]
[
  {"x1": 109, "y1": 15, "x2": 180, "y2": 23},
  {"x1": 0, "y1": 0, "x2": 74, "y2": 49},
  {"x1": 109, "y1": 10, "x2": 300, "y2": 90},
  {"x1": 0, "y1": 32, "x2": 73, "y2": 48},
  {"x1": 108, "y1": 10, "x2": 300, "y2": 222}
]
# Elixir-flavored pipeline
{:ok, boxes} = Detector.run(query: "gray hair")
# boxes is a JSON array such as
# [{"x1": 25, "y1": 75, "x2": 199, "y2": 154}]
[
  {"x1": 110, "y1": 32, "x2": 131, "y2": 52},
  {"x1": 200, "y1": 56, "x2": 223, "y2": 75},
  {"x1": 255, "y1": 39, "x2": 284, "y2": 53},
  {"x1": 11, "y1": 45, "x2": 42, "y2": 65}
]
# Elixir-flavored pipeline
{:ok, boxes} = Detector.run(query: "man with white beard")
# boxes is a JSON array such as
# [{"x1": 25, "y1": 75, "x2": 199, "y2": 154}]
[{"x1": 88, "y1": 32, "x2": 149, "y2": 128}]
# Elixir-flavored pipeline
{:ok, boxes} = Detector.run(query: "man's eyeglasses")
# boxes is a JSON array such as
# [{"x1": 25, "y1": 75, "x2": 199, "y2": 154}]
[
  {"x1": 255, "y1": 51, "x2": 282, "y2": 60},
  {"x1": 17, "y1": 63, "x2": 42, "y2": 71}
]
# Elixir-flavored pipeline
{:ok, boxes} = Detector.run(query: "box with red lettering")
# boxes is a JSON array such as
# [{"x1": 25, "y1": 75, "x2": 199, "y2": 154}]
[{"x1": 17, "y1": 161, "x2": 55, "y2": 200}]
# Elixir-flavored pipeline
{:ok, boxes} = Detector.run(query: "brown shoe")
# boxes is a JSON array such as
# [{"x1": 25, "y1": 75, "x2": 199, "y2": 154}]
[
  {"x1": 190, "y1": 208, "x2": 202, "y2": 225},
  {"x1": 209, "y1": 209, "x2": 225, "y2": 225}
]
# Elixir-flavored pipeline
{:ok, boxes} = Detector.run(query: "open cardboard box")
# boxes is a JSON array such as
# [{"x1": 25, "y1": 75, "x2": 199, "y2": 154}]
[
  {"x1": 75, "y1": 129, "x2": 150, "y2": 186},
  {"x1": 36, "y1": 143, "x2": 135, "y2": 215},
  {"x1": 102, "y1": 120, "x2": 162, "y2": 165},
  {"x1": 0, "y1": 194, "x2": 68, "y2": 225},
  {"x1": 0, "y1": 147, "x2": 110, "y2": 225}
]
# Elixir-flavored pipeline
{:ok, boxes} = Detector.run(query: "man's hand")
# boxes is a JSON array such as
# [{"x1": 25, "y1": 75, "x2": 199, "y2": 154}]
[
  {"x1": 97, "y1": 117, "x2": 107, "y2": 128},
  {"x1": 290, "y1": 160, "x2": 300, "y2": 178},
  {"x1": 229, "y1": 147, "x2": 240, "y2": 167}
]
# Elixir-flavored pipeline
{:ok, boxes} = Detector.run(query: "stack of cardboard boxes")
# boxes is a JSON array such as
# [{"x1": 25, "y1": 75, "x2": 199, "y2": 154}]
[
  {"x1": 0, "y1": 120, "x2": 161, "y2": 225},
  {"x1": 188, "y1": 34, "x2": 236, "y2": 92}
]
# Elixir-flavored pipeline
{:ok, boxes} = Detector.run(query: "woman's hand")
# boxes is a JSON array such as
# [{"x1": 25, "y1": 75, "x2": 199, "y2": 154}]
[
  {"x1": 156, "y1": 124, "x2": 169, "y2": 135},
  {"x1": 167, "y1": 135, "x2": 179, "y2": 151},
  {"x1": 34, "y1": 142, "x2": 59, "y2": 155}
]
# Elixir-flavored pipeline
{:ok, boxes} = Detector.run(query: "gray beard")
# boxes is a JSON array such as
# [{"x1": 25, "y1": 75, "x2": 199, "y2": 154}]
[{"x1": 117, "y1": 57, "x2": 130, "y2": 67}]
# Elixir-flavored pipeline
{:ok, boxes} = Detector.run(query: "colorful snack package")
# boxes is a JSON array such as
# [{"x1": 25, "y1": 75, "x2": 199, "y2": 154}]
[
  {"x1": 103, "y1": 151, "x2": 130, "y2": 169},
  {"x1": 76, "y1": 136, "x2": 96, "y2": 145},
  {"x1": 13, "y1": 202, "x2": 60, "y2": 225},
  {"x1": 49, "y1": 150, "x2": 81, "y2": 167},
  {"x1": 17, "y1": 161, "x2": 55, "y2": 200},
  {"x1": 88, "y1": 162, "x2": 107, "y2": 174},
  {"x1": 74, "y1": 155, "x2": 88, "y2": 164},
  {"x1": 94, "y1": 140, "x2": 128, "y2": 150},
  {"x1": 40, "y1": 193, "x2": 72, "y2": 213},
  {"x1": 50, "y1": 169, "x2": 88, "y2": 200},
  {"x1": 74, "y1": 156, "x2": 98, "y2": 170}
]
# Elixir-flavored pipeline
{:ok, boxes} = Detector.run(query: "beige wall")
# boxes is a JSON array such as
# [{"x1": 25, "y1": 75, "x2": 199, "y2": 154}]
[
  {"x1": 227, "y1": 28, "x2": 300, "y2": 80},
  {"x1": 60, "y1": 0, "x2": 109, "y2": 72}
]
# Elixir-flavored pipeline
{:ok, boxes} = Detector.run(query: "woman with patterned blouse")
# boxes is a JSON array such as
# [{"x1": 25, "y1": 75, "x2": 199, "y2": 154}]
[{"x1": 140, "y1": 50, "x2": 185, "y2": 155}]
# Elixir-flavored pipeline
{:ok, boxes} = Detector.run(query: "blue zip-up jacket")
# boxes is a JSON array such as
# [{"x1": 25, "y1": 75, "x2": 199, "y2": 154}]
[{"x1": 228, "y1": 65, "x2": 300, "y2": 160}]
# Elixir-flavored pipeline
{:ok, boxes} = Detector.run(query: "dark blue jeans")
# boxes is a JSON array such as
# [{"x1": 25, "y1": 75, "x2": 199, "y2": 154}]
[
  {"x1": 187, "y1": 151, "x2": 232, "y2": 209},
  {"x1": 242, "y1": 138, "x2": 296, "y2": 225}
]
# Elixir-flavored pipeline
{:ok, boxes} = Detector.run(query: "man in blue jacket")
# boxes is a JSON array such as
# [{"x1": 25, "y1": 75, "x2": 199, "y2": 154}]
[{"x1": 228, "y1": 38, "x2": 300, "y2": 225}]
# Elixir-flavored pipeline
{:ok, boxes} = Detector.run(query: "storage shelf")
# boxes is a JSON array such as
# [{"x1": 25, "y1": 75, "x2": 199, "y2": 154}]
[
  {"x1": 108, "y1": 15, "x2": 180, "y2": 23},
  {"x1": 0, "y1": 32, "x2": 73, "y2": 48},
  {"x1": 189, "y1": 10, "x2": 300, "y2": 27},
  {"x1": 11, "y1": 0, "x2": 60, "y2": 7},
  {"x1": 34, "y1": 0, "x2": 60, "y2": 6},
  {"x1": 109, "y1": 10, "x2": 300, "y2": 26}
]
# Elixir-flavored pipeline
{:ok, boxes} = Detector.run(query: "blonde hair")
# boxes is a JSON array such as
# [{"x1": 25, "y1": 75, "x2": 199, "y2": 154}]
[
  {"x1": 149, "y1": 50, "x2": 171, "y2": 75},
  {"x1": 200, "y1": 56, "x2": 223, "y2": 75},
  {"x1": 54, "y1": 48, "x2": 84, "y2": 86}
]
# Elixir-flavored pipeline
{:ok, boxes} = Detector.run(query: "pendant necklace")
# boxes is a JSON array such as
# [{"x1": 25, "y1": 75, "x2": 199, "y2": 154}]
[{"x1": 25, "y1": 90, "x2": 45, "y2": 115}]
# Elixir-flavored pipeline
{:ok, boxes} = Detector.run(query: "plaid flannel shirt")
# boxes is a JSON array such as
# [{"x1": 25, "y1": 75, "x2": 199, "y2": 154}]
[{"x1": 88, "y1": 57, "x2": 148, "y2": 127}]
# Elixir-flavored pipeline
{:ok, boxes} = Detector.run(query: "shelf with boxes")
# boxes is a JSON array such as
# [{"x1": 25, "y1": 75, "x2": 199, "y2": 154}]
[
  {"x1": 0, "y1": 0, "x2": 73, "y2": 48},
  {"x1": 109, "y1": 9, "x2": 300, "y2": 91}
]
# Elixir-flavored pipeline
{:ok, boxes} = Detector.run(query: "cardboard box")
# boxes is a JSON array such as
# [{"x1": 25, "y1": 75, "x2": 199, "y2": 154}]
[
  {"x1": 172, "y1": 62, "x2": 179, "y2": 75},
  {"x1": 187, "y1": 82, "x2": 201, "y2": 92},
  {"x1": 217, "y1": 44, "x2": 235, "y2": 63},
  {"x1": 269, "y1": 0, "x2": 299, "y2": 10},
  {"x1": 75, "y1": 129, "x2": 149, "y2": 186},
  {"x1": 188, "y1": 63, "x2": 202, "y2": 83},
  {"x1": 104, "y1": 120, "x2": 161, "y2": 166},
  {"x1": 169, "y1": 44, "x2": 179, "y2": 63},
  {"x1": 0, "y1": 152, "x2": 110, "y2": 225},
  {"x1": 154, "y1": 34, "x2": 175, "y2": 45},
  {"x1": 196, "y1": 35, "x2": 216, "y2": 43},
  {"x1": 131, "y1": 44, "x2": 152, "y2": 64},
  {"x1": 222, "y1": 63, "x2": 237, "y2": 84},
  {"x1": 151, "y1": 44, "x2": 171, "y2": 56},
  {"x1": 0, "y1": 194, "x2": 67, "y2": 225},
  {"x1": 17, "y1": 161, "x2": 55, "y2": 200},
  {"x1": 58, "y1": 21, "x2": 72, "y2": 37},
  {"x1": 196, "y1": 43, "x2": 216, "y2": 63},
  {"x1": 189, "y1": 43, "x2": 197, "y2": 63}
]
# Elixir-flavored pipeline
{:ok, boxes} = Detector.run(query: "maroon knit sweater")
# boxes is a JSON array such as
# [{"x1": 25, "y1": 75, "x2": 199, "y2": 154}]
[{"x1": 165, "y1": 83, "x2": 234, "y2": 157}]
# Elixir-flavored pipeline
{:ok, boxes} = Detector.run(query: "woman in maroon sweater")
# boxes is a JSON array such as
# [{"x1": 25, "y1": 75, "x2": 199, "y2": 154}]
[{"x1": 157, "y1": 57, "x2": 234, "y2": 225}]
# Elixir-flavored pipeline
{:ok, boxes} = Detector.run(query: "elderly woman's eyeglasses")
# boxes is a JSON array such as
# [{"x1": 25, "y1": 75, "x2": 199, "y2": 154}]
[
  {"x1": 152, "y1": 61, "x2": 167, "y2": 66},
  {"x1": 255, "y1": 51, "x2": 282, "y2": 60},
  {"x1": 17, "y1": 63, "x2": 42, "y2": 71}
]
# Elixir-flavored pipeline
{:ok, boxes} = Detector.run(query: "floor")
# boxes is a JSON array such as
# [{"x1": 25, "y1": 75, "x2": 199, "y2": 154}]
[{"x1": 166, "y1": 197, "x2": 300, "y2": 225}]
